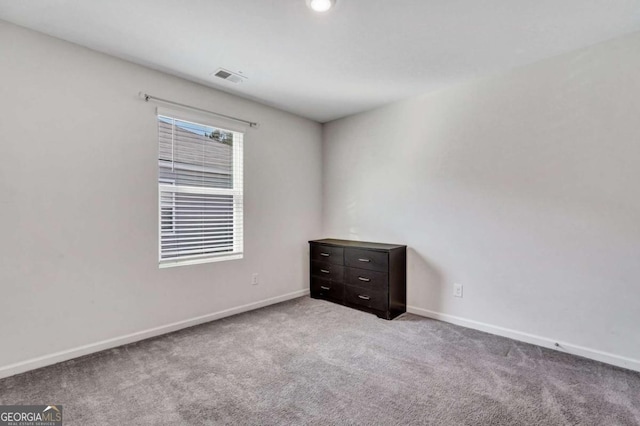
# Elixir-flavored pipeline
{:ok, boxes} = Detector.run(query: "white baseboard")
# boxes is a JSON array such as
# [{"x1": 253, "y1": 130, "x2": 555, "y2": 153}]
[
  {"x1": 407, "y1": 305, "x2": 640, "y2": 373},
  {"x1": 0, "y1": 289, "x2": 309, "y2": 380}
]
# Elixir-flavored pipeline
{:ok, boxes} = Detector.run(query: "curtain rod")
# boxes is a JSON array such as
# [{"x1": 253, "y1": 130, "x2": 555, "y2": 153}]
[{"x1": 139, "y1": 92, "x2": 259, "y2": 128}]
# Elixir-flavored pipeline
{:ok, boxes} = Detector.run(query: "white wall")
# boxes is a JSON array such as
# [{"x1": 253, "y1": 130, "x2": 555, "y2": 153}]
[
  {"x1": 323, "y1": 31, "x2": 640, "y2": 368},
  {"x1": 0, "y1": 21, "x2": 322, "y2": 372}
]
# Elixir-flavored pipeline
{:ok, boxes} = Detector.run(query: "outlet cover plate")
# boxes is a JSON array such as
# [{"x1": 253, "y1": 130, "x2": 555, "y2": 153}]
[{"x1": 453, "y1": 283, "x2": 463, "y2": 298}]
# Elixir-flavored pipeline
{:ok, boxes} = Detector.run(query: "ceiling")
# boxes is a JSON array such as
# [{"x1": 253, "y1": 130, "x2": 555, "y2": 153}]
[{"x1": 1, "y1": 1, "x2": 640, "y2": 123}]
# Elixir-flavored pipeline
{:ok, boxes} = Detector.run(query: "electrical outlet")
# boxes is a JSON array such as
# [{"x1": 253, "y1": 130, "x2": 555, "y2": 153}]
[
  {"x1": 251, "y1": 273, "x2": 259, "y2": 285},
  {"x1": 453, "y1": 283, "x2": 463, "y2": 298}
]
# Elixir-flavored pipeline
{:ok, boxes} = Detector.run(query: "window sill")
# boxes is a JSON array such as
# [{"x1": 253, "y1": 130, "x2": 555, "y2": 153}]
[{"x1": 159, "y1": 253, "x2": 243, "y2": 269}]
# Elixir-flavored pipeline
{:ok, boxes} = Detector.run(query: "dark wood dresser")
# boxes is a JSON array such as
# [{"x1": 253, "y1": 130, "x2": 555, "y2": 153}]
[{"x1": 309, "y1": 239, "x2": 406, "y2": 320}]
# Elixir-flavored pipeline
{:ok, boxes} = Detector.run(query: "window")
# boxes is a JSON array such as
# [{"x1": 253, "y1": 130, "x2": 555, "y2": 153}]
[{"x1": 158, "y1": 111, "x2": 243, "y2": 267}]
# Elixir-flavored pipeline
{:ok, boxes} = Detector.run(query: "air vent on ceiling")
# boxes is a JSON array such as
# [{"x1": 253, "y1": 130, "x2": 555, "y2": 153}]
[{"x1": 211, "y1": 68, "x2": 246, "y2": 84}]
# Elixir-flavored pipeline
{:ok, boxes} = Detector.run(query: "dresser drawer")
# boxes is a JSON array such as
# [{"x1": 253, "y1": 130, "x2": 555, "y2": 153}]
[
  {"x1": 345, "y1": 285, "x2": 387, "y2": 312},
  {"x1": 310, "y1": 278, "x2": 344, "y2": 300},
  {"x1": 310, "y1": 260, "x2": 344, "y2": 282},
  {"x1": 310, "y1": 244, "x2": 344, "y2": 265},
  {"x1": 345, "y1": 267, "x2": 388, "y2": 290},
  {"x1": 345, "y1": 248, "x2": 388, "y2": 272}
]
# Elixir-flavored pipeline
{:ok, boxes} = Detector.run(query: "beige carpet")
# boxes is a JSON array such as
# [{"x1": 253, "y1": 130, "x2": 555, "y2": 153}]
[{"x1": 1, "y1": 297, "x2": 639, "y2": 425}]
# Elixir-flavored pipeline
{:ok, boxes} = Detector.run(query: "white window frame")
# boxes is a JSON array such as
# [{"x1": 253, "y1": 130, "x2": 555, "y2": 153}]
[{"x1": 157, "y1": 110, "x2": 244, "y2": 268}]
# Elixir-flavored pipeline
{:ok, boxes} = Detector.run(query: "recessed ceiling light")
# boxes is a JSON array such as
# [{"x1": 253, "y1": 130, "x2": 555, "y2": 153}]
[{"x1": 306, "y1": 0, "x2": 336, "y2": 13}]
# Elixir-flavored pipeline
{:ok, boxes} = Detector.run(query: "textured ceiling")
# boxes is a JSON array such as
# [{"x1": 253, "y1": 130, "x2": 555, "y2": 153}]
[{"x1": 1, "y1": 0, "x2": 640, "y2": 122}]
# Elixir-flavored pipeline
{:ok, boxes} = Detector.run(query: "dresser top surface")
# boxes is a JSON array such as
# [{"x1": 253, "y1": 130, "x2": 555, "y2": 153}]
[{"x1": 309, "y1": 238, "x2": 406, "y2": 251}]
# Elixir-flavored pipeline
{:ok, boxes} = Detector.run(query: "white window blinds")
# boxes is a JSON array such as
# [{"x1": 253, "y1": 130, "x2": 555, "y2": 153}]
[{"x1": 158, "y1": 112, "x2": 243, "y2": 267}]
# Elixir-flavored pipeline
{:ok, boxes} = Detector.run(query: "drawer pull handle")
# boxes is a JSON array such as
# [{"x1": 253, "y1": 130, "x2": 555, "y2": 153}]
[
  {"x1": 320, "y1": 286, "x2": 331, "y2": 290},
  {"x1": 320, "y1": 269, "x2": 330, "y2": 274},
  {"x1": 358, "y1": 258, "x2": 371, "y2": 263},
  {"x1": 358, "y1": 295, "x2": 371, "y2": 300},
  {"x1": 358, "y1": 277, "x2": 371, "y2": 282},
  {"x1": 320, "y1": 252, "x2": 330, "y2": 257}
]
